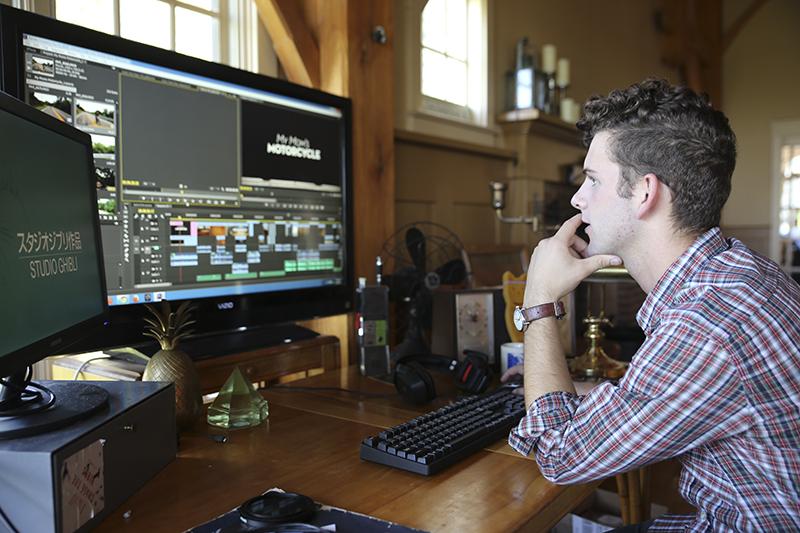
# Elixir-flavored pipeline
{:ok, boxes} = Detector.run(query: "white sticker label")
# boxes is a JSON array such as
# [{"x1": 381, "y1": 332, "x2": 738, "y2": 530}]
[{"x1": 60, "y1": 439, "x2": 105, "y2": 533}]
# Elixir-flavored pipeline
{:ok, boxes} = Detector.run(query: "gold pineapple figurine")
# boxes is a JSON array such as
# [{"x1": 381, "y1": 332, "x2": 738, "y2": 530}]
[{"x1": 142, "y1": 301, "x2": 203, "y2": 431}]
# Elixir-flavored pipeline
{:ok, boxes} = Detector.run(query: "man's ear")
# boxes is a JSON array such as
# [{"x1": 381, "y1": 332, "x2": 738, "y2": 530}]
[{"x1": 636, "y1": 173, "x2": 662, "y2": 219}]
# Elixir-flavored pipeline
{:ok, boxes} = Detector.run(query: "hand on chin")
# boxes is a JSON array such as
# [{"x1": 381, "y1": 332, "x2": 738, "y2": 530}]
[{"x1": 524, "y1": 214, "x2": 621, "y2": 304}]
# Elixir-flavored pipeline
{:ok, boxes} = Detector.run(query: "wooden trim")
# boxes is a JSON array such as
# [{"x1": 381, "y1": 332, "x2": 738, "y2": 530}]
[
  {"x1": 395, "y1": 128, "x2": 517, "y2": 162},
  {"x1": 255, "y1": 0, "x2": 320, "y2": 88}
]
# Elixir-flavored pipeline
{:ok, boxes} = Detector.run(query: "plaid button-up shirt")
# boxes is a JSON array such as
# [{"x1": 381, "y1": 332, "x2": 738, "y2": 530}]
[{"x1": 509, "y1": 228, "x2": 800, "y2": 532}]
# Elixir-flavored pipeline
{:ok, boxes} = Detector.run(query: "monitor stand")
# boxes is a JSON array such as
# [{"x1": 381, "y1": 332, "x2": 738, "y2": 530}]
[{"x1": 0, "y1": 380, "x2": 108, "y2": 440}]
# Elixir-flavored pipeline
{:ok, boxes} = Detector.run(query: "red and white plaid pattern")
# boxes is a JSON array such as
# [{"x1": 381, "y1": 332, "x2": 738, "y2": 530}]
[{"x1": 509, "y1": 228, "x2": 800, "y2": 532}]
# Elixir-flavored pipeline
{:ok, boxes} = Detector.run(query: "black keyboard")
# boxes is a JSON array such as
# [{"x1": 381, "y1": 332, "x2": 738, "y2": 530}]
[{"x1": 359, "y1": 386, "x2": 526, "y2": 475}]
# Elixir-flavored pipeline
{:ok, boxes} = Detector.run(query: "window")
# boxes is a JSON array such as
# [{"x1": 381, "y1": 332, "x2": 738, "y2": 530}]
[
  {"x1": 43, "y1": 0, "x2": 260, "y2": 70},
  {"x1": 777, "y1": 142, "x2": 800, "y2": 274},
  {"x1": 419, "y1": 0, "x2": 487, "y2": 125}
]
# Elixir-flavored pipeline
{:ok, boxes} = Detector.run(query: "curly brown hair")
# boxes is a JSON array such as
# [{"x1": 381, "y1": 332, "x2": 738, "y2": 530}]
[{"x1": 576, "y1": 79, "x2": 736, "y2": 236}]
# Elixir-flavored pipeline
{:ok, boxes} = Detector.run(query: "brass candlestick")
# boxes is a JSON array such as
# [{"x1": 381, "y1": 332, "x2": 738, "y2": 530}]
[
  {"x1": 570, "y1": 271, "x2": 630, "y2": 382},
  {"x1": 571, "y1": 312, "x2": 627, "y2": 379}
]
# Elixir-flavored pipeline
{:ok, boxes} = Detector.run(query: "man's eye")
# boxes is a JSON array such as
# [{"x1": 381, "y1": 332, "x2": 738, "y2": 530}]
[{"x1": 585, "y1": 176, "x2": 597, "y2": 186}]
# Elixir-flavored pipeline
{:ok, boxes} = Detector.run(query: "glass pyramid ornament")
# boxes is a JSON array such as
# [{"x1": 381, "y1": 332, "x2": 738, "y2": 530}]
[{"x1": 207, "y1": 366, "x2": 269, "y2": 429}]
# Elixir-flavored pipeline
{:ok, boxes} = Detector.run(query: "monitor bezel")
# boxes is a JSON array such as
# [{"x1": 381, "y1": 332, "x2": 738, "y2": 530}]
[
  {"x1": 0, "y1": 89, "x2": 108, "y2": 376},
  {"x1": 0, "y1": 6, "x2": 355, "y2": 354}
]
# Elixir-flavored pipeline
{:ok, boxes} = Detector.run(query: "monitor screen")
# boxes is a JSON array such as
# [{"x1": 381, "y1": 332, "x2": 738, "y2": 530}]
[
  {"x1": 0, "y1": 90, "x2": 106, "y2": 377},
  {"x1": 0, "y1": 7, "x2": 354, "y2": 353}
]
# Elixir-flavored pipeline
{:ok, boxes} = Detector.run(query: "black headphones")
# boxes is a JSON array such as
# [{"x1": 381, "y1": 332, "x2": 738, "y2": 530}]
[{"x1": 393, "y1": 351, "x2": 491, "y2": 405}]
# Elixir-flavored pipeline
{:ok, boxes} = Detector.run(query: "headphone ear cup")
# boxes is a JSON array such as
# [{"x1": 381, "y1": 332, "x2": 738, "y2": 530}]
[
  {"x1": 394, "y1": 360, "x2": 436, "y2": 404},
  {"x1": 453, "y1": 352, "x2": 491, "y2": 394}
]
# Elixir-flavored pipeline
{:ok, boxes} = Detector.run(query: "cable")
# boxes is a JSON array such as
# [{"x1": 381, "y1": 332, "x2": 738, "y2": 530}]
[
  {"x1": 72, "y1": 356, "x2": 113, "y2": 381},
  {"x1": 0, "y1": 366, "x2": 55, "y2": 416},
  {"x1": 267, "y1": 385, "x2": 393, "y2": 399},
  {"x1": 0, "y1": 380, "x2": 55, "y2": 416}
]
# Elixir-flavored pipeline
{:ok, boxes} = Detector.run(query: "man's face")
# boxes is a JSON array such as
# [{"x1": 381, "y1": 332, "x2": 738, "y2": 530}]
[{"x1": 571, "y1": 131, "x2": 637, "y2": 257}]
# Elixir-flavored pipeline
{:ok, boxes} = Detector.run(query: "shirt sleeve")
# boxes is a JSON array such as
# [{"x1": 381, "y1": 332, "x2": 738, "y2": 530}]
[
  {"x1": 508, "y1": 318, "x2": 753, "y2": 484},
  {"x1": 647, "y1": 514, "x2": 697, "y2": 532}
]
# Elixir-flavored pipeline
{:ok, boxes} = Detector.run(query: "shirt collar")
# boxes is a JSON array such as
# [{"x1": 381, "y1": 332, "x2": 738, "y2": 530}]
[{"x1": 636, "y1": 227, "x2": 729, "y2": 335}]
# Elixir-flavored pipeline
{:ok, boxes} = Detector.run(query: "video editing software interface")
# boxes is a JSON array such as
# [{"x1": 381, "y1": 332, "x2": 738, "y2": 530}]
[{"x1": 22, "y1": 34, "x2": 346, "y2": 307}]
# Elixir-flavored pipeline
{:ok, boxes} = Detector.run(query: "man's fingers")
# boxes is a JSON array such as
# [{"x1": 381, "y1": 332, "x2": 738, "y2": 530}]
[
  {"x1": 581, "y1": 254, "x2": 622, "y2": 275},
  {"x1": 554, "y1": 213, "x2": 583, "y2": 242},
  {"x1": 500, "y1": 364, "x2": 523, "y2": 382},
  {"x1": 570, "y1": 235, "x2": 589, "y2": 258}
]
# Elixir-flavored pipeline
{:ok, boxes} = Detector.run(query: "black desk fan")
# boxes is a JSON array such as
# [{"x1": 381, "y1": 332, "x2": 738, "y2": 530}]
[{"x1": 380, "y1": 221, "x2": 468, "y2": 360}]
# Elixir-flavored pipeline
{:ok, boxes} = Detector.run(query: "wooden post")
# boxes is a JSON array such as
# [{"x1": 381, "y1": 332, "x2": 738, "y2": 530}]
[
  {"x1": 259, "y1": 0, "x2": 395, "y2": 364},
  {"x1": 256, "y1": 0, "x2": 395, "y2": 284},
  {"x1": 657, "y1": 0, "x2": 723, "y2": 106}
]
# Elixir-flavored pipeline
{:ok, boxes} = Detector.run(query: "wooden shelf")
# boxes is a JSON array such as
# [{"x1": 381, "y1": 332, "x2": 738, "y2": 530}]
[{"x1": 496, "y1": 108, "x2": 583, "y2": 147}]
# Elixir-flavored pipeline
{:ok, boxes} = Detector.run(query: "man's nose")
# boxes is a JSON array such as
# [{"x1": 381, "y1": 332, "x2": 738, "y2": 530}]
[{"x1": 571, "y1": 189, "x2": 586, "y2": 210}]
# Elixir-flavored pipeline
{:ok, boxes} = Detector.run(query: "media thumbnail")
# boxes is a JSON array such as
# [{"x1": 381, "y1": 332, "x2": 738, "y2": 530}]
[
  {"x1": 30, "y1": 56, "x2": 54, "y2": 76},
  {"x1": 28, "y1": 90, "x2": 72, "y2": 123},
  {"x1": 75, "y1": 98, "x2": 115, "y2": 133}
]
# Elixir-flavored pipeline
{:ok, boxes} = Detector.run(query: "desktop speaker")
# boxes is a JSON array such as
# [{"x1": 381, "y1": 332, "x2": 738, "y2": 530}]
[{"x1": 357, "y1": 284, "x2": 391, "y2": 377}]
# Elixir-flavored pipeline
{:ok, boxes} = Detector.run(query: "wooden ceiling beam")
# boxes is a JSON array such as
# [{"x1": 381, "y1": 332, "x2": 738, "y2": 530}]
[
  {"x1": 255, "y1": 0, "x2": 320, "y2": 88},
  {"x1": 723, "y1": 0, "x2": 769, "y2": 52},
  {"x1": 656, "y1": 0, "x2": 723, "y2": 106}
]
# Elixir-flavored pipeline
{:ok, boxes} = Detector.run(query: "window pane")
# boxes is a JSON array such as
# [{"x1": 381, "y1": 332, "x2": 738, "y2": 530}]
[
  {"x1": 177, "y1": 0, "x2": 218, "y2": 11},
  {"x1": 444, "y1": 58, "x2": 467, "y2": 106},
  {"x1": 120, "y1": 0, "x2": 171, "y2": 50},
  {"x1": 421, "y1": 48, "x2": 448, "y2": 101},
  {"x1": 782, "y1": 145, "x2": 791, "y2": 177},
  {"x1": 445, "y1": 0, "x2": 467, "y2": 61},
  {"x1": 421, "y1": 0, "x2": 447, "y2": 53},
  {"x1": 176, "y1": 7, "x2": 218, "y2": 62},
  {"x1": 791, "y1": 154, "x2": 800, "y2": 176},
  {"x1": 55, "y1": 0, "x2": 115, "y2": 35}
]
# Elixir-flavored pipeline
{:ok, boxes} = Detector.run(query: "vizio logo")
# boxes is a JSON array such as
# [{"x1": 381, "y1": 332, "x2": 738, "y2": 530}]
[{"x1": 217, "y1": 301, "x2": 235, "y2": 310}]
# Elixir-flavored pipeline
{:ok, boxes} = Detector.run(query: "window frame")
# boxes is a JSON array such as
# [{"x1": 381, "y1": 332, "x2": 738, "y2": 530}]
[
  {"x1": 408, "y1": 0, "x2": 489, "y2": 129},
  {"x1": 18, "y1": 0, "x2": 262, "y2": 72},
  {"x1": 770, "y1": 120, "x2": 800, "y2": 270}
]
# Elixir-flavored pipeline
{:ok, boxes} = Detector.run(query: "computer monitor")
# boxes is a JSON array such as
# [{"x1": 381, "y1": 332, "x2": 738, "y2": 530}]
[
  {"x1": 0, "y1": 6, "x2": 354, "y2": 355},
  {"x1": 0, "y1": 89, "x2": 109, "y2": 438}
]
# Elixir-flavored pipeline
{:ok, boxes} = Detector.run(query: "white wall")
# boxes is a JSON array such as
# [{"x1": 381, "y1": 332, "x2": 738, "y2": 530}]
[{"x1": 722, "y1": 0, "x2": 800, "y2": 247}]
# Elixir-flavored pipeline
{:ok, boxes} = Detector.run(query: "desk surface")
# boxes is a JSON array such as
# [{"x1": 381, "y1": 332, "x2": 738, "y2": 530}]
[{"x1": 96, "y1": 366, "x2": 598, "y2": 533}]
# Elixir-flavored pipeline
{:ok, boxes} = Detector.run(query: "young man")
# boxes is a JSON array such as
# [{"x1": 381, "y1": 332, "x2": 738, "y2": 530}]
[{"x1": 503, "y1": 79, "x2": 800, "y2": 531}]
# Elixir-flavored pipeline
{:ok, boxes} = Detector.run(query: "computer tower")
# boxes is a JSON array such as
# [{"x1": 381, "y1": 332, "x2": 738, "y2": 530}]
[{"x1": 0, "y1": 381, "x2": 176, "y2": 533}]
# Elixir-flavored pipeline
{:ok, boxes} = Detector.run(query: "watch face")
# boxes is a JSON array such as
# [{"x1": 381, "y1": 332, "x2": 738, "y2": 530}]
[{"x1": 513, "y1": 306, "x2": 525, "y2": 331}]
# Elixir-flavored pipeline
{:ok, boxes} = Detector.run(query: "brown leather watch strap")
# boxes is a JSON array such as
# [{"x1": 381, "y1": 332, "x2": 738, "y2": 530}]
[{"x1": 521, "y1": 300, "x2": 566, "y2": 323}]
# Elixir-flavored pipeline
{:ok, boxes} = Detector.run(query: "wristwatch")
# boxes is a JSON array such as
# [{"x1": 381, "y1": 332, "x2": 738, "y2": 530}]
[{"x1": 513, "y1": 301, "x2": 566, "y2": 331}]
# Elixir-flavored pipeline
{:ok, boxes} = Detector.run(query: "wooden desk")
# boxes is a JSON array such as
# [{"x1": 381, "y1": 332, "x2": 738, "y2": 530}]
[{"x1": 96, "y1": 366, "x2": 598, "y2": 533}]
